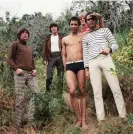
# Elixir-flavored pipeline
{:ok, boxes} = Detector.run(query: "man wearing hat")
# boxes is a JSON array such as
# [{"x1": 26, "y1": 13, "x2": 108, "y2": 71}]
[{"x1": 42, "y1": 23, "x2": 64, "y2": 91}]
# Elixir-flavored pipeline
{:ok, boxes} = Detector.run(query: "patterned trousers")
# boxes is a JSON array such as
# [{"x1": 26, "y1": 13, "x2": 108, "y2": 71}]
[{"x1": 14, "y1": 70, "x2": 40, "y2": 127}]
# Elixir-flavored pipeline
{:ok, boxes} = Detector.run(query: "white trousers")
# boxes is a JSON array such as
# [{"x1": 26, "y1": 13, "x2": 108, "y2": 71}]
[{"x1": 89, "y1": 55, "x2": 127, "y2": 121}]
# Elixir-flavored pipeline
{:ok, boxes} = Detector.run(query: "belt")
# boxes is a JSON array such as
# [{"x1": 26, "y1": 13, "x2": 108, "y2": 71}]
[
  {"x1": 51, "y1": 52, "x2": 61, "y2": 56},
  {"x1": 66, "y1": 60, "x2": 83, "y2": 64}
]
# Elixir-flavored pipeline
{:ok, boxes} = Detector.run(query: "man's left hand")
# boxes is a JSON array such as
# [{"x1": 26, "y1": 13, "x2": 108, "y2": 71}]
[{"x1": 31, "y1": 70, "x2": 37, "y2": 76}]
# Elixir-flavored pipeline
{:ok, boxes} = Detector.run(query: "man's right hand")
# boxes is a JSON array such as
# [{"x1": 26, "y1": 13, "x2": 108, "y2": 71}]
[
  {"x1": 44, "y1": 61, "x2": 48, "y2": 66},
  {"x1": 16, "y1": 68, "x2": 24, "y2": 75},
  {"x1": 92, "y1": 12, "x2": 102, "y2": 19},
  {"x1": 99, "y1": 48, "x2": 110, "y2": 55}
]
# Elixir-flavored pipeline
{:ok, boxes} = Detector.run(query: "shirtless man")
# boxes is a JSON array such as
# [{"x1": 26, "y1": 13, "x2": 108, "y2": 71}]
[{"x1": 62, "y1": 16, "x2": 87, "y2": 130}]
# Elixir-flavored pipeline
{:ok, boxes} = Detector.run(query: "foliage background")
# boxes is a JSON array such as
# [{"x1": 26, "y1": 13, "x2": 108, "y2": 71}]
[{"x1": 0, "y1": 0, "x2": 133, "y2": 133}]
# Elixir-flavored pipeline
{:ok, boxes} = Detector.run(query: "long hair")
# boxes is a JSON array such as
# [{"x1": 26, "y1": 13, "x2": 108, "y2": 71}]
[
  {"x1": 49, "y1": 22, "x2": 59, "y2": 32},
  {"x1": 17, "y1": 27, "x2": 30, "y2": 40}
]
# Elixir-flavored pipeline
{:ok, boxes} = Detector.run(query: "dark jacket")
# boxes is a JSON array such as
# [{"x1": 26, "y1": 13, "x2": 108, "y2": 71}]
[{"x1": 42, "y1": 34, "x2": 63, "y2": 61}]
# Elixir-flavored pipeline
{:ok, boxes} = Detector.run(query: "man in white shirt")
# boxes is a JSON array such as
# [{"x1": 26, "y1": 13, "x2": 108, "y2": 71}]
[
  {"x1": 82, "y1": 12, "x2": 127, "y2": 123},
  {"x1": 42, "y1": 23, "x2": 64, "y2": 91}
]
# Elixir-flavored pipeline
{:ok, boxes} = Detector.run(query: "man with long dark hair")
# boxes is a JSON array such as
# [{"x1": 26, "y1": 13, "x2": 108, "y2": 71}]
[{"x1": 42, "y1": 23, "x2": 64, "y2": 91}]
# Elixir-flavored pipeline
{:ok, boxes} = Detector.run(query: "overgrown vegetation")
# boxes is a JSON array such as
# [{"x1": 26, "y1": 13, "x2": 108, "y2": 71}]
[{"x1": 0, "y1": 0, "x2": 133, "y2": 133}]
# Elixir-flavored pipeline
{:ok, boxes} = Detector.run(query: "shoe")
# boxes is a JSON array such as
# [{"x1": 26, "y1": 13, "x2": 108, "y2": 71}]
[
  {"x1": 98, "y1": 120, "x2": 104, "y2": 126},
  {"x1": 95, "y1": 120, "x2": 105, "y2": 128},
  {"x1": 121, "y1": 117, "x2": 128, "y2": 123}
]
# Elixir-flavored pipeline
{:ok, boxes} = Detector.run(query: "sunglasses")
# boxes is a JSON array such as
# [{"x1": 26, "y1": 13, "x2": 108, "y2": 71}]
[{"x1": 86, "y1": 15, "x2": 97, "y2": 21}]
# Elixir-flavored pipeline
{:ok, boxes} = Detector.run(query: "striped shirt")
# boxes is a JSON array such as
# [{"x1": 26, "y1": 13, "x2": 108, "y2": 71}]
[{"x1": 82, "y1": 28, "x2": 118, "y2": 68}]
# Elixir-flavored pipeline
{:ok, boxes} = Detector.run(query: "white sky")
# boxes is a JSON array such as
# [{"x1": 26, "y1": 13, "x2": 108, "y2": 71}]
[
  {"x1": 0, "y1": 0, "x2": 73, "y2": 19},
  {"x1": 0, "y1": 0, "x2": 128, "y2": 20}
]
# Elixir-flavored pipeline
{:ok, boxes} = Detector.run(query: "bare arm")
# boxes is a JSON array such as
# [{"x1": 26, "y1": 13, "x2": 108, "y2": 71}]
[
  {"x1": 99, "y1": 16, "x2": 104, "y2": 28},
  {"x1": 61, "y1": 38, "x2": 67, "y2": 69},
  {"x1": 93, "y1": 13, "x2": 104, "y2": 28}
]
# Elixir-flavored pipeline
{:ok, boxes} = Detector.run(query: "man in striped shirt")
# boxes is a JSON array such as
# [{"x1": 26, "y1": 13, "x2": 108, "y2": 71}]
[{"x1": 82, "y1": 12, "x2": 127, "y2": 123}]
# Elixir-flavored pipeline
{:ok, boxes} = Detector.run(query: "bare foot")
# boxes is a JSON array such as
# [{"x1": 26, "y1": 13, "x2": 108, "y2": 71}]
[
  {"x1": 82, "y1": 122, "x2": 88, "y2": 132},
  {"x1": 75, "y1": 120, "x2": 82, "y2": 127},
  {"x1": 25, "y1": 125, "x2": 36, "y2": 134},
  {"x1": 94, "y1": 127, "x2": 99, "y2": 134}
]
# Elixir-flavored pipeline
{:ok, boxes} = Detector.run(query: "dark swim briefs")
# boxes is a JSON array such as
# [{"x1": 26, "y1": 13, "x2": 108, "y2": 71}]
[{"x1": 66, "y1": 61, "x2": 85, "y2": 74}]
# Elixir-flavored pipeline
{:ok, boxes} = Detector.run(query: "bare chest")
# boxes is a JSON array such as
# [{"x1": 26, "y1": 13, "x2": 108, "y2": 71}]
[{"x1": 66, "y1": 37, "x2": 82, "y2": 48}]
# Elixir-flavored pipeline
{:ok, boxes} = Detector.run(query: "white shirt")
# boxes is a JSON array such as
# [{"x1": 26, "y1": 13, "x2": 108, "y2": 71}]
[{"x1": 51, "y1": 35, "x2": 60, "y2": 52}]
